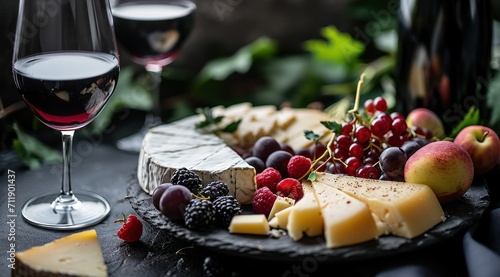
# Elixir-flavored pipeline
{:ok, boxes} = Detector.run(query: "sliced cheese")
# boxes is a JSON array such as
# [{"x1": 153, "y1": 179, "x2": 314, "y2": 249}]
[
  {"x1": 286, "y1": 181, "x2": 323, "y2": 241},
  {"x1": 314, "y1": 172, "x2": 446, "y2": 239},
  {"x1": 310, "y1": 181, "x2": 379, "y2": 248},
  {"x1": 267, "y1": 196, "x2": 295, "y2": 221},
  {"x1": 229, "y1": 214, "x2": 270, "y2": 235},
  {"x1": 13, "y1": 229, "x2": 107, "y2": 277},
  {"x1": 270, "y1": 206, "x2": 293, "y2": 230}
]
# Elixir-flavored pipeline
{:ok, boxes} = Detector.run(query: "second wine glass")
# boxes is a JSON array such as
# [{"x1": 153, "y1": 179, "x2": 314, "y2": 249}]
[{"x1": 112, "y1": 0, "x2": 196, "y2": 152}]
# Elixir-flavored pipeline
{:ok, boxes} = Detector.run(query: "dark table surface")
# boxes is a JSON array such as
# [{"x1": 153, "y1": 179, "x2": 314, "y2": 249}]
[{"x1": 1, "y1": 139, "x2": 500, "y2": 277}]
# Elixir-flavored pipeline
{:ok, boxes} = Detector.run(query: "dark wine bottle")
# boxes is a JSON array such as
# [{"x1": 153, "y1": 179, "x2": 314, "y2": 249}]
[{"x1": 395, "y1": 0, "x2": 493, "y2": 134}]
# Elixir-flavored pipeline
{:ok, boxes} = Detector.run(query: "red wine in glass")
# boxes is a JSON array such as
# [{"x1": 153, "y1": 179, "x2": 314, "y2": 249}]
[
  {"x1": 113, "y1": 0, "x2": 196, "y2": 68},
  {"x1": 12, "y1": 0, "x2": 119, "y2": 230},
  {"x1": 112, "y1": 0, "x2": 196, "y2": 152},
  {"x1": 13, "y1": 52, "x2": 119, "y2": 131}
]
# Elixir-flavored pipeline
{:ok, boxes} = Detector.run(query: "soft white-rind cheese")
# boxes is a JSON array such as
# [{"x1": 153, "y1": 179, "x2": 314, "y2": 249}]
[{"x1": 137, "y1": 115, "x2": 256, "y2": 204}]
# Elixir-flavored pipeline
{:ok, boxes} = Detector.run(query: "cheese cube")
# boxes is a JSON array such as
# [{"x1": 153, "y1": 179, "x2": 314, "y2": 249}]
[{"x1": 229, "y1": 214, "x2": 270, "y2": 235}]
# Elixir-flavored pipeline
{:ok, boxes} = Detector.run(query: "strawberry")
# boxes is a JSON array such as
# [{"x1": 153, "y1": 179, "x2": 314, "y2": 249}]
[
  {"x1": 275, "y1": 178, "x2": 304, "y2": 201},
  {"x1": 287, "y1": 155, "x2": 312, "y2": 179},
  {"x1": 114, "y1": 213, "x2": 143, "y2": 242},
  {"x1": 255, "y1": 167, "x2": 282, "y2": 192},
  {"x1": 252, "y1": 187, "x2": 277, "y2": 217}
]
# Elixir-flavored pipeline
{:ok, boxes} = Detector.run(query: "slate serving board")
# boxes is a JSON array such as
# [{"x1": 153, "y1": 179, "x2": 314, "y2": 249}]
[{"x1": 127, "y1": 175, "x2": 490, "y2": 263}]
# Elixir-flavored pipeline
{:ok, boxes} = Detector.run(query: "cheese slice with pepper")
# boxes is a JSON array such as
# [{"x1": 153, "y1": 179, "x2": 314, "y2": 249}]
[
  {"x1": 13, "y1": 229, "x2": 107, "y2": 277},
  {"x1": 310, "y1": 181, "x2": 379, "y2": 248},
  {"x1": 286, "y1": 181, "x2": 323, "y2": 241},
  {"x1": 313, "y1": 172, "x2": 446, "y2": 239}
]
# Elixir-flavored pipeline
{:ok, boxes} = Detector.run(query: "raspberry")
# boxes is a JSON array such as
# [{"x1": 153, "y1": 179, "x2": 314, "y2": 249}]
[
  {"x1": 200, "y1": 180, "x2": 229, "y2": 201},
  {"x1": 255, "y1": 167, "x2": 282, "y2": 192},
  {"x1": 252, "y1": 187, "x2": 277, "y2": 217},
  {"x1": 276, "y1": 178, "x2": 304, "y2": 201},
  {"x1": 184, "y1": 198, "x2": 216, "y2": 231},
  {"x1": 171, "y1": 167, "x2": 203, "y2": 194},
  {"x1": 114, "y1": 214, "x2": 143, "y2": 243},
  {"x1": 213, "y1": 195, "x2": 242, "y2": 227},
  {"x1": 287, "y1": 155, "x2": 312, "y2": 179}
]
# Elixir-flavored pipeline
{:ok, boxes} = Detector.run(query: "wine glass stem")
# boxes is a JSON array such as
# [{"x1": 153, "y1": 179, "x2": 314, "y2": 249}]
[
  {"x1": 52, "y1": 130, "x2": 80, "y2": 211},
  {"x1": 145, "y1": 64, "x2": 163, "y2": 127}
]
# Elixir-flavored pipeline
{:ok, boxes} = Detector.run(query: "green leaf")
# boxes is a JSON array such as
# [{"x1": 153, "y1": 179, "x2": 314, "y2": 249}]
[
  {"x1": 320, "y1": 121, "x2": 343, "y2": 134},
  {"x1": 304, "y1": 130, "x2": 321, "y2": 142},
  {"x1": 195, "y1": 37, "x2": 277, "y2": 85},
  {"x1": 307, "y1": 171, "x2": 317, "y2": 181},
  {"x1": 449, "y1": 106, "x2": 481, "y2": 138},
  {"x1": 303, "y1": 26, "x2": 365, "y2": 66},
  {"x1": 12, "y1": 123, "x2": 61, "y2": 170}
]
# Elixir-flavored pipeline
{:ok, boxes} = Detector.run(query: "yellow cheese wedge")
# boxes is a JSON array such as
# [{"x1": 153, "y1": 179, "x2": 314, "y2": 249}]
[
  {"x1": 229, "y1": 214, "x2": 270, "y2": 235},
  {"x1": 286, "y1": 181, "x2": 323, "y2": 241},
  {"x1": 268, "y1": 206, "x2": 293, "y2": 230},
  {"x1": 313, "y1": 172, "x2": 446, "y2": 238},
  {"x1": 268, "y1": 196, "x2": 295, "y2": 221},
  {"x1": 13, "y1": 229, "x2": 107, "y2": 277},
  {"x1": 311, "y1": 181, "x2": 379, "y2": 248}
]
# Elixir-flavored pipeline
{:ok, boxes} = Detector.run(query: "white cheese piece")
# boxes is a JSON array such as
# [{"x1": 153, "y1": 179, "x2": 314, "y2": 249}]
[
  {"x1": 13, "y1": 229, "x2": 107, "y2": 277},
  {"x1": 310, "y1": 181, "x2": 379, "y2": 248},
  {"x1": 313, "y1": 172, "x2": 446, "y2": 239},
  {"x1": 267, "y1": 196, "x2": 295, "y2": 221},
  {"x1": 137, "y1": 115, "x2": 256, "y2": 204},
  {"x1": 286, "y1": 181, "x2": 323, "y2": 241},
  {"x1": 229, "y1": 214, "x2": 270, "y2": 235}
]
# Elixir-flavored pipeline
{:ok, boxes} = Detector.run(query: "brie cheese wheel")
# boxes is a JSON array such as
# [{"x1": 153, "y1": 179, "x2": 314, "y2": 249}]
[
  {"x1": 137, "y1": 115, "x2": 257, "y2": 204},
  {"x1": 313, "y1": 172, "x2": 446, "y2": 239},
  {"x1": 13, "y1": 229, "x2": 107, "y2": 277}
]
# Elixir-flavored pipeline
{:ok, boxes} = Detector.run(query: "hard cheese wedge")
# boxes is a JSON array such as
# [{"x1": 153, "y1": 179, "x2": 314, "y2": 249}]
[
  {"x1": 310, "y1": 181, "x2": 379, "y2": 248},
  {"x1": 286, "y1": 181, "x2": 323, "y2": 241},
  {"x1": 313, "y1": 172, "x2": 446, "y2": 239},
  {"x1": 13, "y1": 229, "x2": 107, "y2": 277}
]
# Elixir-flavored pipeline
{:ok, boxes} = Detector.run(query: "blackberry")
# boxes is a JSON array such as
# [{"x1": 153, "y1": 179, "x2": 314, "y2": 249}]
[
  {"x1": 213, "y1": 195, "x2": 242, "y2": 228},
  {"x1": 184, "y1": 198, "x2": 216, "y2": 231},
  {"x1": 200, "y1": 180, "x2": 229, "y2": 201},
  {"x1": 202, "y1": 255, "x2": 227, "y2": 277},
  {"x1": 171, "y1": 167, "x2": 203, "y2": 194}
]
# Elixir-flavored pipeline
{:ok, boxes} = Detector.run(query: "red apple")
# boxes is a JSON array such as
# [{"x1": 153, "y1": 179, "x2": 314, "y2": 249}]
[{"x1": 453, "y1": 125, "x2": 500, "y2": 175}]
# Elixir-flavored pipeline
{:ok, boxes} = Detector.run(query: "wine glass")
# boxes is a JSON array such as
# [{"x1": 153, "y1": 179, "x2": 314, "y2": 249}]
[
  {"x1": 12, "y1": 0, "x2": 119, "y2": 230},
  {"x1": 112, "y1": 0, "x2": 196, "y2": 152}
]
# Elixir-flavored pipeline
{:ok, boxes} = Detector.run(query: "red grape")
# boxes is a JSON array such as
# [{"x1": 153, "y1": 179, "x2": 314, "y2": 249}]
[
  {"x1": 356, "y1": 165, "x2": 380, "y2": 179},
  {"x1": 374, "y1": 96, "x2": 388, "y2": 112},
  {"x1": 355, "y1": 125, "x2": 371, "y2": 143},
  {"x1": 371, "y1": 118, "x2": 390, "y2": 138},
  {"x1": 349, "y1": 143, "x2": 364, "y2": 159},
  {"x1": 159, "y1": 185, "x2": 193, "y2": 221}
]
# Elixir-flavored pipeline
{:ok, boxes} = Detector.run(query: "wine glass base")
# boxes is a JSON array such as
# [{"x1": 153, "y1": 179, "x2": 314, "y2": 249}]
[{"x1": 21, "y1": 191, "x2": 111, "y2": 230}]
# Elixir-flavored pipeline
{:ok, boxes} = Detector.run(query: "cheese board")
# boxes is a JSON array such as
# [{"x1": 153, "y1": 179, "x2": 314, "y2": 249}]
[{"x1": 127, "y1": 175, "x2": 490, "y2": 262}]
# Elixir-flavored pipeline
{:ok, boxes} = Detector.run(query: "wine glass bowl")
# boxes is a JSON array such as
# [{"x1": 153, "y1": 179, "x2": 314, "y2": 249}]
[
  {"x1": 112, "y1": 0, "x2": 196, "y2": 152},
  {"x1": 12, "y1": 0, "x2": 119, "y2": 230},
  {"x1": 112, "y1": 0, "x2": 196, "y2": 68}
]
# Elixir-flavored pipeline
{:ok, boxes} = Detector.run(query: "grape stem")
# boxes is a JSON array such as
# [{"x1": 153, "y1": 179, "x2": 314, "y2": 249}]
[
  {"x1": 347, "y1": 73, "x2": 366, "y2": 115},
  {"x1": 304, "y1": 73, "x2": 367, "y2": 180}
]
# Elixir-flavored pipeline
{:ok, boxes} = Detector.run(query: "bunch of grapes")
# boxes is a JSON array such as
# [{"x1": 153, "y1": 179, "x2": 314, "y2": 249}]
[{"x1": 321, "y1": 96, "x2": 435, "y2": 180}]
